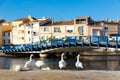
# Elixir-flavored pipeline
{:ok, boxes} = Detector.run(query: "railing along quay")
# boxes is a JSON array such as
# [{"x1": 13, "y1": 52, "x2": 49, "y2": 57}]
[{"x1": 1, "y1": 36, "x2": 120, "y2": 54}]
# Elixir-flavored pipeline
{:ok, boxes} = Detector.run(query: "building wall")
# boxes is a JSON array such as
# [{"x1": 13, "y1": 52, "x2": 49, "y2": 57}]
[
  {"x1": 32, "y1": 23, "x2": 40, "y2": 42},
  {"x1": 118, "y1": 25, "x2": 120, "y2": 34},
  {"x1": 3, "y1": 31, "x2": 11, "y2": 45},
  {"x1": 74, "y1": 24, "x2": 88, "y2": 36},
  {"x1": 2, "y1": 16, "x2": 120, "y2": 46},
  {"x1": 0, "y1": 26, "x2": 3, "y2": 46},
  {"x1": 40, "y1": 25, "x2": 75, "y2": 40},
  {"x1": 88, "y1": 26, "x2": 103, "y2": 36},
  {"x1": 1, "y1": 22, "x2": 12, "y2": 46},
  {"x1": 103, "y1": 23, "x2": 119, "y2": 36}
]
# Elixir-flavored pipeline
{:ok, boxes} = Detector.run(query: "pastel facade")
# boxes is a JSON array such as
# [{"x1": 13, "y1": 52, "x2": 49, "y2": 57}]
[
  {"x1": 1, "y1": 16, "x2": 120, "y2": 46},
  {"x1": 40, "y1": 16, "x2": 102, "y2": 39},
  {"x1": 40, "y1": 20, "x2": 74, "y2": 39},
  {"x1": 0, "y1": 20, "x2": 6, "y2": 46},
  {"x1": 0, "y1": 21, "x2": 12, "y2": 46},
  {"x1": 5, "y1": 16, "x2": 52, "y2": 45}
]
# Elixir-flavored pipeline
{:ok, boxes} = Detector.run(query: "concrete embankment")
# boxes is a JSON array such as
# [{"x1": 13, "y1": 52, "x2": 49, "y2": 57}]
[{"x1": 0, "y1": 69, "x2": 120, "y2": 80}]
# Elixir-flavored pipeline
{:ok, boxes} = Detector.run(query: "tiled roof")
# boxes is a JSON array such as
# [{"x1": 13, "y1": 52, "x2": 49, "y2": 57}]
[
  {"x1": 43, "y1": 20, "x2": 74, "y2": 26},
  {"x1": 0, "y1": 19, "x2": 6, "y2": 23},
  {"x1": 112, "y1": 20, "x2": 120, "y2": 23},
  {"x1": 14, "y1": 18, "x2": 29, "y2": 21},
  {"x1": 32, "y1": 19, "x2": 46, "y2": 23}
]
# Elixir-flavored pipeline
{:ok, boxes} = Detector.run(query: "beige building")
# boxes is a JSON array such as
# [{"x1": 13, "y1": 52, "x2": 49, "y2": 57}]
[
  {"x1": 40, "y1": 20, "x2": 74, "y2": 40},
  {"x1": 40, "y1": 16, "x2": 120, "y2": 40},
  {"x1": 0, "y1": 20, "x2": 5, "y2": 46},
  {"x1": 1, "y1": 16, "x2": 120, "y2": 46},
  {"x1": 40, "y1": 16, "x2": 102, "y2": 39},
  {"x1": 88, "y1": 20, "x2": 120, "y2": 36},
  {"x1": 8, "y1": 16, "x2": 52, "y2": 45},
  {"x1": 0, "y1": 20, "x2": 12, "y2": 46}
]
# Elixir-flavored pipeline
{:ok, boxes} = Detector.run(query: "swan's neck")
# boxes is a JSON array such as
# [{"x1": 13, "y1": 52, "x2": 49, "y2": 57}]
[
  {"x1": 61, "y1": 54, "x2": 64, "y2": 61},
  {"x1": 30, "y1": 55, "x2": 32, "y2": 61},
  {"x1": 77, "y1": 56, "x2": 80, "y2": 62}
]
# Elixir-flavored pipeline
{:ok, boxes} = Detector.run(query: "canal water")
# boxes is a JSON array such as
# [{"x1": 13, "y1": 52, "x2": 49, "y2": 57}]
[{"x1": 1, "y1": 56, "x2": 120, "y2": 70}]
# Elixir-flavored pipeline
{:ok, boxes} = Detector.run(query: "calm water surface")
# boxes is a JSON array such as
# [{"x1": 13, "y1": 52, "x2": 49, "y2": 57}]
[{"x1": 0, "y1": 56, "x2": 120, "y2": 70}]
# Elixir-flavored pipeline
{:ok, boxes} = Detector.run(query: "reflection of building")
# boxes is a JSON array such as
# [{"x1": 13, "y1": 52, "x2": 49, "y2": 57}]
[{"x1": 84, "y1": 59, "x2": 120, "y2": 70}]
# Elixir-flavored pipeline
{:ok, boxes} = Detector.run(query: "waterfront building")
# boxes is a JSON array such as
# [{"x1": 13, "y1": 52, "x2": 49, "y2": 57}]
[
  {"x1": 0, "y1": 20, "x2": 12, "y2": 46},
  {"x1": 102, "y1": 19, "x2": 120, "y2": 36},
  {"x1": 2, "y1": 22, "x2": 12, "y2": 46},
  {"x1": 40, "y1": 16, "x2": 102, "y2": 39},
  {"x1": 0, "y1": 19, "x2": 6, "y2": 46},
  {"x1": 4, "y1": 16, "x2": 52, "y2": 45},
  {"x1": 11, "y1": 15, "x2": 35, "y2": 45},
  {"x1": 40, "y1": 20, "x2": 74, "y2": 39},
  {"x1": 1, "y1": 16, "x2": 120, "y2": 46}
]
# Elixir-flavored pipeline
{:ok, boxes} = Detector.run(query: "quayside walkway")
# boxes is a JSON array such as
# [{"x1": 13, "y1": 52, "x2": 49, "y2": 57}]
[{"x1": 1, "y1": 36, "x2": 120, "y2": 54}]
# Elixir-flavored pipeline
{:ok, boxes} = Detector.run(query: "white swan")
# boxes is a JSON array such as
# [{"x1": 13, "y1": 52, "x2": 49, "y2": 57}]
[
  {"x1": 35, "y1": 60, "x2": 45, "y2": 69},
  {"x1": 35, "y1": 54, "x2": 46, "y2": 69},
  {"x1": 24, "y1": 54, "x2": 35, "y2": 70},
  {"x1": 15, "y1": 65, "x2": 22, "y2": 71},
  {"x1": 75, "y1": 54, "x2": 83, "y2": 69},
  {"x1": 41, "y1": 67, "x2": 51, "y2": 70},
  {"x1": 58, "y1": 53, "x2": 66, "y2": 69}
]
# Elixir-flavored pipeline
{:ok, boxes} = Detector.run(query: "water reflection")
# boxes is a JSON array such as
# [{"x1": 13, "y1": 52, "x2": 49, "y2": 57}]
[
  {"x1": 1, "y1": 56, "x2": 120, "y2": 70},
  {"x1": 84, "y1": 60, "x2": 120, "y2": 70}
]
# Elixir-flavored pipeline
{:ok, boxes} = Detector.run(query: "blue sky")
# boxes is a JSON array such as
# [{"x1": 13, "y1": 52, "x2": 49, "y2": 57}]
[{"x1": 0, "y1": 0, "x2": 120, "y2": 21}]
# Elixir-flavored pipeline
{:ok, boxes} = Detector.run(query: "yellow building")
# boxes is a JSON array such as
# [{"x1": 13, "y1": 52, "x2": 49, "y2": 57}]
[
  {"x1": 0, "y1": 26, "x2": 3, "y2": 46},
  {"x1": 2, "y1": 22, "x2": 12, "y2": 46},
  {"x1": 0, "y1": 19, "x2": 12, "y2": 46},
  {"x1": 11, "y1": 16, "x2": 51, "y2": 45}
]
